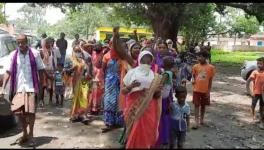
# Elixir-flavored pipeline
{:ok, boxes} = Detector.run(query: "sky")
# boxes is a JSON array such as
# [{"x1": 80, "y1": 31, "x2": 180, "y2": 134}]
[{"x1": 5, "y1": 3, "x2": 65, "y2": 25}]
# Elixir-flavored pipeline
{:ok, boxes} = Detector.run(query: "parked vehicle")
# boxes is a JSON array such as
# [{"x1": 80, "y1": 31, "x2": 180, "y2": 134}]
[
  {"x1": 240, "y1": 60, "x2": 257, "y2": 96},
  {"x1": 0, "y1": 33, "x2": 18, "y2": 132}
]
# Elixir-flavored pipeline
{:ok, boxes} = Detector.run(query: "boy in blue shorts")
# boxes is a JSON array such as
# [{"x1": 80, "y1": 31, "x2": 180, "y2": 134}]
[{"x1": 169, "y1": 86, "x2": 190, "y2": 149}]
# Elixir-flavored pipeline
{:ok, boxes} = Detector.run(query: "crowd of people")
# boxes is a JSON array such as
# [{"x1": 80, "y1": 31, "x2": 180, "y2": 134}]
[{"x1": 0, "y1": 26, "x2": 263, "y2": 149}]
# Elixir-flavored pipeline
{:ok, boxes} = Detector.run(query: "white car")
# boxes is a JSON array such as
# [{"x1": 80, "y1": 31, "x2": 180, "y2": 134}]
[
  {"x1": 0, "y1": 34, "x2": 18, "y2": 132},
  {"x1": 0, "y1": 34, "x2": 17, "y2": 86},
  {"x1": 240, "y1": 60, "x2": 257, "y2": 96}
]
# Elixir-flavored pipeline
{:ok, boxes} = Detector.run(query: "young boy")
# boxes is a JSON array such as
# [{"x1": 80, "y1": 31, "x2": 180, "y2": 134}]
[
  {"x1": 54, "y1": 63, "x2": 65, "y2": 107},
  {"x1": 169, "y1": 86, "x2": 190, "y2": 149},
  {"x1": 192, "y1": 51, "x2": 215, "y2": 129},
  {"x1": 249, "y1": 57, "x2": 264, "y2": 129}
]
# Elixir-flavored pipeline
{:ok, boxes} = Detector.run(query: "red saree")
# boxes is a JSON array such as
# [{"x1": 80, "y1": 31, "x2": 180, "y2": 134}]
[{"x1": 124, "y1": 74, "x2": 162, "y2": 149}]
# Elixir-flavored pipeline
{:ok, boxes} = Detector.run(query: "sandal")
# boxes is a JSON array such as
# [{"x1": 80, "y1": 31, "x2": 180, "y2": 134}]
[{"x1": 10, "y1": 136, "x2": 28, "y2": 145}]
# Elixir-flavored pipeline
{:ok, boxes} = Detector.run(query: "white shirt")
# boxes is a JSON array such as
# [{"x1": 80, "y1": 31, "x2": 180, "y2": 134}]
[
  {"x1": 53, "y1": 47, "x2": 61, "y2": 59},
  {"x1": 194, "y1": 46, "x2": 200, "y2": 53},
  {"x1": 45, "y1": 52, "x2": 55, "y2": 70},
  {"x1": 6, "y1": 48, "x2": 45, "y2": 93}
]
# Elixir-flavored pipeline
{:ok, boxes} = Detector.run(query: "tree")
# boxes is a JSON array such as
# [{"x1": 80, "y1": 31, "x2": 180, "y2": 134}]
[
  {"x1": 44, "y1": 4, "x2": 126, "y2": 39},
  {"x1": 9, "y1": 4, "x2": 49, "y2": 34},
  {"x1": 31, "y1": 3, "x2": 264, "y2": 43},
  {"x1": 180, "y1": 3, "x2": 217, "y2": 45},
  {"x1": 0, "y1": 3, "x2": 7, "y2": 24}
]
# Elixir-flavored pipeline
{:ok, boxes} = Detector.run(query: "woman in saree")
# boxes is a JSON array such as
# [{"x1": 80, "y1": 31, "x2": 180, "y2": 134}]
[
  {"x1": 67, "y1": 45, "x2": 91, "y2": 124},
  {"x1": 89, "y1": 42, "x2": 104, "y2": 115},
  {"x1": 119, "y1": 42, "x2": 141, "y2": 113},
  {"x1": 101, "y1": 39, "x2": 124, "y2": 132},
  {"x1": 121, "y1": 51, "x2": 163, "y2": 148},
  {"x1": 101, "y1": 27, "x2": 135, "y2": 132}
]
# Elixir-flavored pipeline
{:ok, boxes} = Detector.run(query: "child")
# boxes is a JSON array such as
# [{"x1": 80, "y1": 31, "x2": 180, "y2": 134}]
[
  {"x1": 169, "y1": 86, "x2": 190, "y2": 149},
  {"x1": 192, "y1": 51, "x2": 215, "y2": 129},
  {"x1": 155, "y1": 56, "x2": 175, "y2": 148},
  {"x1": 249, "y1": 57, "x2": 264, "y2": 129},
  {"x1": 54, "y1": 63, "x2": 65, "y2": 107}
]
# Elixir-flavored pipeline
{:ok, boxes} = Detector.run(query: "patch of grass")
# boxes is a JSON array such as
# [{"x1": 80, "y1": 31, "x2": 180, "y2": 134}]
[{"x1": 211, "y1": 49, "x2": 261, "y2": 67}]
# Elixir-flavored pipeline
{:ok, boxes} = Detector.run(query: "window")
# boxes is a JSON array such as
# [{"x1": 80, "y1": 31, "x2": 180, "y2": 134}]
[
  {"x1": 4, "y1": 38, "x2": 17, "y2": 53},
  {"x1": 257, "y1": 41, "x2": 263, "y2": 47}
]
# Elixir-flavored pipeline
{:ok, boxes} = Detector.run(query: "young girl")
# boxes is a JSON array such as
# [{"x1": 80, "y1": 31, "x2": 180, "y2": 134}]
[
  {"x1": 54, "y1": 63, "x2": 65, "y2": 107},
  {"x1": 155, "y1": 56, "x2": 175, "y2": 148}
]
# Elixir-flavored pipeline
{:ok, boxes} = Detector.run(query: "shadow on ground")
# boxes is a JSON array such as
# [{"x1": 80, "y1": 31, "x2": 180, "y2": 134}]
[{"x1": 20, "y1": 136, "x2": 58, "y2": 148}]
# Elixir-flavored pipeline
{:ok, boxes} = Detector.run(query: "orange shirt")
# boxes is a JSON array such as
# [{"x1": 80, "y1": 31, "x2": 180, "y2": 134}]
[
  {"x1": 192, "y1": 64, "x2": 215, "y2": 93},
  {"x1": 250, "y1": 70, "x2": 264, "y2": 95}
]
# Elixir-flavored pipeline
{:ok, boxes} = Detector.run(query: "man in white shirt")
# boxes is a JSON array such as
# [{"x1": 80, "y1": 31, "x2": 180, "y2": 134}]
[
  {"x1": 194, "y1": 42, "x2": 200, "y2": 54},
  {"x1": 0, "y1": 34, "x2": 50, "y2": 146},
  {"x1": 50, "y1": 37, "x2": 61, "y2": 64}
]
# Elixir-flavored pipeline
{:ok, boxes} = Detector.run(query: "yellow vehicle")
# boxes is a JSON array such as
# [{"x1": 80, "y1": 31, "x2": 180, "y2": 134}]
[{"x1": 95, "y1": 26, "x2": 153, "y2": 42}]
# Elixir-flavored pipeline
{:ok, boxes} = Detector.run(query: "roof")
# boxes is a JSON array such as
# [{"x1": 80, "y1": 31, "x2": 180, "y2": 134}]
[{"x1": 250, "y1": 32, "x2": 264, "y2": 40}]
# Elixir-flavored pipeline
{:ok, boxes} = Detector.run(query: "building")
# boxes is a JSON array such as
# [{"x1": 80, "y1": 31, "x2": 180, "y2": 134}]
[{"x1": 248, "y1": 32, "x2": 264, "y2": 47}]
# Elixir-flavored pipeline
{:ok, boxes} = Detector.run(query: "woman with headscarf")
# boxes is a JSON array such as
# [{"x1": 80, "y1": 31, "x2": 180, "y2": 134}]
[
  {"x1": 66, "y1": 45, "x2": 90, "y2": 124},
  {"x1": 119, "y1": 42, "x2": 141, "y2": 112},
  {"x1": 121, "y1": 51, "x2": 163, "y2": 148}
]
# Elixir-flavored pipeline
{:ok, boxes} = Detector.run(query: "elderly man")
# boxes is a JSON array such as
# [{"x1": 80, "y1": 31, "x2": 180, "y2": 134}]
[{"x1": 0, "y1": 34, "x2": 51, "y2": 146}]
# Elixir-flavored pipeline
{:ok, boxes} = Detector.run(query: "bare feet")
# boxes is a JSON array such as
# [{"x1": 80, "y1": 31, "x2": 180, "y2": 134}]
[{"x1": 10, "y1": 136, "x2": 28, "y2": 145}]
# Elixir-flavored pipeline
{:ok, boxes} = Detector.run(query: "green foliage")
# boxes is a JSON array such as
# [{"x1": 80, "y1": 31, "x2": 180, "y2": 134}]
[
  {"x1": 0, "y1": 3, "x2": 7, "y2": 24},
  {"x1": 180, "y1": 3, "x2": 216, "y2": 43},
  {"x1": 212, "y1": 49, "x2": 259, "y2": 66},
  {"x1": 9, "y1": 4, "x2": 49, "y2": 35},
  {"x1": 29, "y1": 3, "x2": 263, "y2": 41},
  {"x1": 228, "y1": 9, "x2": 260, "y2": 38},
  {"x1": 45, "y1": 3, "x2": 128, "y2": 39}
]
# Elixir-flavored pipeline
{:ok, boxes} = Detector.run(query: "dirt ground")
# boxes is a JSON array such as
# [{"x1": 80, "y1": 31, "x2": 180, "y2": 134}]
[{"x1": 0, "y1": 63, "x2": 264, "y2": 149}]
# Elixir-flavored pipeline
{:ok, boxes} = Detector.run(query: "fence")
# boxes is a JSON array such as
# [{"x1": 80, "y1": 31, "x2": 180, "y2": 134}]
[{"x1": 212, "y1": 45, "x2": 264, "y2": 52}]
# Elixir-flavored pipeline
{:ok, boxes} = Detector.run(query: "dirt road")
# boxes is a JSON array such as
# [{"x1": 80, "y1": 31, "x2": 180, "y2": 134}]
[{"x1": 0, "y1": 64, "x2": 263, "y2": 148}]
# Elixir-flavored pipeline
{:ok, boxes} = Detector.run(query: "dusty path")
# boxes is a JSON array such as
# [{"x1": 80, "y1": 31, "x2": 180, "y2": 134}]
[{"x1": 0, "y1": 64, "x2": 263, "y2": 149}]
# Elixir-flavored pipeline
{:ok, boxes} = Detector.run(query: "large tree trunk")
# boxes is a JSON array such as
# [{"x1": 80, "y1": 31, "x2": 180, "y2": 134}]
[
  {"x1": 151, "y1": 19, "x2": 179, "y2": 46},
  {"x1": 146, "y1": 3, "x2": 186, "y2": 49}
]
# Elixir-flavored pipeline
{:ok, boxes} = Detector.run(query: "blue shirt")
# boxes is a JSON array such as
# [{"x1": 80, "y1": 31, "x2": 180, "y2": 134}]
[
  {"x1": 55, "y1": 71, "x2": 63, "y2": 87},
  {"x1": 170, "y1": 101, "x2": 190, "y2": 131}
]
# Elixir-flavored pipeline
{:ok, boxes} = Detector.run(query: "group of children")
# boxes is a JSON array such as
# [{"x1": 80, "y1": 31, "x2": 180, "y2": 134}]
[{"x1": 162, "y1": 51, "x2": 215, "y2": 148}]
